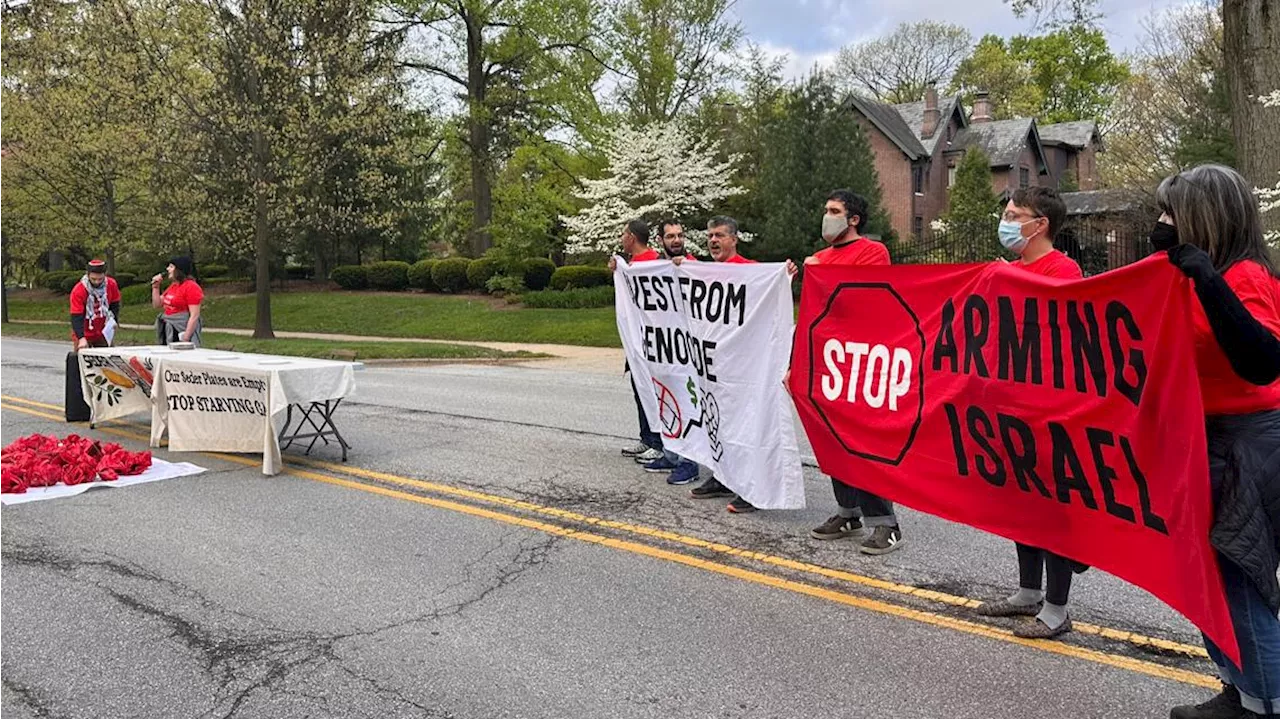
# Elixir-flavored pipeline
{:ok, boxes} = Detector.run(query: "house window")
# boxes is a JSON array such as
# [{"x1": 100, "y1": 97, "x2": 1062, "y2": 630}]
[
  {"x1": 912, "y1": 166, "x2": 924, "y2": 195},
  {"x1": 946, "y1": 123, "x2": 955, "y2": 143},
  {"x1": 913, "y1": 216, "x2": 924, "y2": 238},
  {"x1": 948, "y1": 165, "x2": 957, "y2": 188},
  {"x1": 1019, "y1": 167, "x2": 1030, "y2": 188}
]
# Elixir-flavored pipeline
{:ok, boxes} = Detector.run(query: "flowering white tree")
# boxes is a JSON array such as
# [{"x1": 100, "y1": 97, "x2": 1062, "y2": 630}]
[
  {"x1": 1258, "y1": 90, "x2": 1280, "y2": 246},
  {"x1": 562, "y1": 121, "x2": 746, "y2": 255}
]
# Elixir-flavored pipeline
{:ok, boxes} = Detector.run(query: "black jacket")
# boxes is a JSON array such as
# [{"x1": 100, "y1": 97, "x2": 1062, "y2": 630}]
[{"x1": 1208, "y1": 410, "x2": 1280, "y2": 613}]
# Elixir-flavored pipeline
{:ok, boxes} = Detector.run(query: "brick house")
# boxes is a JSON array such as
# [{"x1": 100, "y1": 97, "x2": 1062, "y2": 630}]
[{"x1": 849, "y1": 84, "x2": 1104, "y2": 240}]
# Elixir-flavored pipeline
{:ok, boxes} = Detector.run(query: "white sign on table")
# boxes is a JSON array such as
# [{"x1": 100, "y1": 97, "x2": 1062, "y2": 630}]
[{"x1": 78, "y1": 347, "x2": 165, "y2": 424}]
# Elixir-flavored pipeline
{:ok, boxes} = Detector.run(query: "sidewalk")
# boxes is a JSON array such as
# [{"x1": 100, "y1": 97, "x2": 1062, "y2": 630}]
[{"x1": 108, "y1": 323, "x2": 625, "y2": 374}]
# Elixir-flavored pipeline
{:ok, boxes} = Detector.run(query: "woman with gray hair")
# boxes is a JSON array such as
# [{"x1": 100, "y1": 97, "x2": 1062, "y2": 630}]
[{"x1": 1159, "y1": 164, "x2": 1280, "y2": 719}]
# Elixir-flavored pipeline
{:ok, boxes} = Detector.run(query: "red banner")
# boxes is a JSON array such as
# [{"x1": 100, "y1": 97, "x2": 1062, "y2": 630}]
[{"x1": 790, "y1": 257, "x2": 1237, "y2": 663}]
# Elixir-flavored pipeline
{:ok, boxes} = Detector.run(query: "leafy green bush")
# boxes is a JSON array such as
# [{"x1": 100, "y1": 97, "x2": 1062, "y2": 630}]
[
  {"x1": 201, "y1": 263, "x2": 229, "y2": 278},
  {"x1": 60, "y1": 275, "x2": 83, "y2": 294},
  {"x1": 121, "y1": 283, "x2": 153, "y2": 305},
  {"x1": 37, "y1": 270, "x2": 80, "y2": 291},
  {"x1": 549, "y1": 265, "x2": 612, "y2": 291},
  {"x1": 285, "y1": 264, "x2": 314, "y2": 280},
  {"x1": 330, "y1": 265, "x2": 368, "y2": 290},
  {"x1": 467, "y1": 258, "x2": 500, "y2": 289},
  {"x1": 204, "y1": 277, "x2": 241, "y2": 286},
  {"x1": 521, "y1": 285, "x2": 614, "y2": 309},
  {"x1": 367, "y1": 261, "x2": 410, "y2": 291},
  {"x1": 521, "y1": 258, "x2": 556, "y2": 291},
  {"x1": 113, "y1": 272, "x2": 138, "y2": 288},
  {"x1": 485, "y1": 274, "x2": 526, "y2": 296},
  {"x1": 431, "y1": 258, "x2": 471, "y2": 293},
  {"x1": 408, "y1": 260, "x2": 439, "y2": 291}
]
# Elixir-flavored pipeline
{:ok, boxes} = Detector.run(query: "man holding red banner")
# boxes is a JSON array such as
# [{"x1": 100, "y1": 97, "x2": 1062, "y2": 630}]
[
  {"x1": 973, "y1": 187, "x2": 1086, "y2": 641},
  {"x1": 796, "y1": 189, "x2": 904, "y2": 555}
]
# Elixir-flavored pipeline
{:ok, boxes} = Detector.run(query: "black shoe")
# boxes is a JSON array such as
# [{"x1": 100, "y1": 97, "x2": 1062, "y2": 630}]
[
  {"x1": 727, "y1": 497, "x2": 757, "y2": 513},
  {"x1": 1171, "y1": 685, "x2": 1250, "y2": 719},
  {"x1": 690, "y1": 478, "x2": 734, "y2": 499},
  {"x1": 810, "y1": 514, "x2": 863, "y2": 540},
  {"x1": 859, "y1": 525, "x2": 903, "y2": 555}
]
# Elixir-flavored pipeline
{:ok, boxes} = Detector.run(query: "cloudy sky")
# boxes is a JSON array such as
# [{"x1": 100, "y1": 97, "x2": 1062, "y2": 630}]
[{"x1": 729, "y1": 0, "x2": 1186, "y2": 79}]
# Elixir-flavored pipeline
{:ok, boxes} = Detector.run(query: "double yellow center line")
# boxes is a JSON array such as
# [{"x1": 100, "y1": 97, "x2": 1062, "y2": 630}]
[{"x1": 0, "y1": 394, "x2": 1216, "y2": 690}]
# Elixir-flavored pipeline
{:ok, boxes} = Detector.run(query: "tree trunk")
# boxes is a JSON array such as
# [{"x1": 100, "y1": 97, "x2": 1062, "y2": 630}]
[
  {"x1": 465, "y1": 14, "x2": 492, "y2": 257},
  {"x1": 1224, "y1": 0, "x2": 1280, "y2": 235},
  {"x1": 252, "y1": 127, "x2": 275, "y2": 340},
  {"x1": 1, "y1": 242, "x2": 10, "y2": 325}
]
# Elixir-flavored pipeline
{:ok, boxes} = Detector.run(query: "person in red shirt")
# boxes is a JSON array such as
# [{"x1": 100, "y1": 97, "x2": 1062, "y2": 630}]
[
  {"x1": 151, "y1": 256, "x2": 204, "y2": 346},
  {"x1": 1160, "y1": 165, "x2": 1280, "y2": 719},
  {"x1": 975, "y1": 187, "x2": 1087, "y2": 641},
  {"x1": 789, "y1": 190, "x2": 903, "y2": 554},
  {"x1": 69, "y1": 259, "x2": 121, "y2": 349},
  {"x1": 611, "y1": 221, "x2": 666, "y2": 464}
]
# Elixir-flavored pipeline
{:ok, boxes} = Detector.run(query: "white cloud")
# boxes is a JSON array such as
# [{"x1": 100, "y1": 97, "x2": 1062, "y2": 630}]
[{"x1": 756, "y1": 41, "x2": 838, "y2": 81}]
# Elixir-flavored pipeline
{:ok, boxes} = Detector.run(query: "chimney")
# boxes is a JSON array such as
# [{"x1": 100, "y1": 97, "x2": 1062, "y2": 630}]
[
  {"x1": 922, "y1": 81, "x2": 941, "y2": 138},
  {"x1": 972, "y1": 90, "x2": 993, "y2": 124}
]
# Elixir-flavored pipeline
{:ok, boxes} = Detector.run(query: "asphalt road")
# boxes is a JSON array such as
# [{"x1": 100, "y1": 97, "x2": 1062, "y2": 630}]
[{"x1": 1, "y1": 337, "x2": 1217, "y2": 718}]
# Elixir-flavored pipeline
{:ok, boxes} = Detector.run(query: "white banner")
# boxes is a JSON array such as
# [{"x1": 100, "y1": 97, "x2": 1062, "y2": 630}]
[
  {"x1": 79, "y1": 349, "x2": 159, "y2": 424},
  {"x1": 152, "y1": 361, "x2": 275, "y2": 457},
  {"x1": 614, "y1": 260, "x2": 804, "y2": 509}
]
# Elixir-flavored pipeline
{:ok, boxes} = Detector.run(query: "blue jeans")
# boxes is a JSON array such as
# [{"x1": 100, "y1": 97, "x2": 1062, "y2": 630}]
[
  {"x1": 662, "y1": 449, "x2": 697, "y2": 470},
  {"x1": 1204, "y1": 556, "x2": 1280, "y2": 715},
  {"x1": 631, "y1": 376, "x2": 662, "y2": 450}
]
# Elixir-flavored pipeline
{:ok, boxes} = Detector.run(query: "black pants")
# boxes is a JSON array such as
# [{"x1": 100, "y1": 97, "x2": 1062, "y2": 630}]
[
  {"x1": 831, "y1": 478, "x2": 894, "y2": 520},
  {"x1": 631, "y1": 376, "x2": 662, "y2": 450},
  {"x1": 1016, "y1": 543, "x2": 1073, "y2": 606}
]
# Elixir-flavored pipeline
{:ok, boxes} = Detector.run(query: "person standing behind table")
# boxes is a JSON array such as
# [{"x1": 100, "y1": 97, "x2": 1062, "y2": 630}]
[
  {"x1": 789, "y1": 189, "x2": 904, "y2": 555},
  {"x1": 609, "y1": 220, "x2": 665, "y2": 465},
  {"x1": 152, "y1": 256, "x2": 203, "y2": 347},
  {"x1": 1157, "y1": 164, "x2": 1280, "y2": 719},
  {"x1": 973, "y1": 187, "x2": 1088, "y2": 641},
  {"x1": 69, "y1": 259, "x2": 121, "y2": 350}
]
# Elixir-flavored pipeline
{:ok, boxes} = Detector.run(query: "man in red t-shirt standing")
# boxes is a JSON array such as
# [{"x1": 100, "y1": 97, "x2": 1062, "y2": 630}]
[
  {"x1": 69, "y1": 259, "x2": 121, "y2": 350},
  {"x1": 799, "y1": 190, "x2": 904, "y2": 555},
  {"x1": 611, "y1": 220, "x2": 665, "y2": 464},
  {"x1": 976, "y1": 187, "x2": 1086, "y2": 641}
]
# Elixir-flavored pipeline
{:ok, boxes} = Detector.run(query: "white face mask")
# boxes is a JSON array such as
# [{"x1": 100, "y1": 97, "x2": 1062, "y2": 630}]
[{"x1": 822, "y1": 214, "x2": 849, "y2": 242}]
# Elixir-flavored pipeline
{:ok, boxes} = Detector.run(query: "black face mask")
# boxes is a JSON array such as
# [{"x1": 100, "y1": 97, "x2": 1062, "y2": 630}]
[{"x1": 1150, "y1": 222, "x2": 1179, "y2": 251}]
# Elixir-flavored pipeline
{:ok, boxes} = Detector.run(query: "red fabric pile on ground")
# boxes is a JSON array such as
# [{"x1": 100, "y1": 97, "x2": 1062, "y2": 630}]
[{"x1": 1, "y1": 434, "x2": 151, "y2": 494}]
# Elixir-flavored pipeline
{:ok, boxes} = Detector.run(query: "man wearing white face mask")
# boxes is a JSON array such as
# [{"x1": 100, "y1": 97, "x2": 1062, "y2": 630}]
[{"x1": 996, "y1": 186, "x2": 1083, "y2": 279}]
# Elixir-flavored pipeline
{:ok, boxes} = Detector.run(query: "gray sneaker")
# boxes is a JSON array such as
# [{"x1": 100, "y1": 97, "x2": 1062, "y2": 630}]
[
  {"x1": 621, "y1": 442, "x2": 649, "y2": 457},
  {"x1": 859, "y1": 525, "x2": 903, "y2": 555},
  {"x1": 975, "y1": 599, "x2": 1042, "y2": 618},
  {"x1": 634, "y1": 447, "x2": 664, "y2": 463}
]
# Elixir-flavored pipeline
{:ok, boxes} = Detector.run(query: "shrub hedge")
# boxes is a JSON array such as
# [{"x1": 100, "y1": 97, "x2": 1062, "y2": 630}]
[
  {"x1": 521, "y1": 258, "x2": 556, "y2": 291},
  {"x1": 408, "y1": 260, "x2": 439, "y2": 291},
  {"x1": 549, "y1": 265, "x2": 612, "y2": 291},
  {"x1": 521, "y1": 285, "x2": 614, "y2": 309},
  {"x1": 330, "y1": 265, "x2": 368, "y2": 290},
  {"x1": 466, "y1": 258, "x2": 500, "y2": 289},
  {"x1": 367, "y1": 261, "x2": 411, "y2": 291},
  {"x1": 431, "y1": 258, "x2": 471, "y2": 293},
  {"x1": 201, "y1": 264, "x2": 229, "y2": 278}
]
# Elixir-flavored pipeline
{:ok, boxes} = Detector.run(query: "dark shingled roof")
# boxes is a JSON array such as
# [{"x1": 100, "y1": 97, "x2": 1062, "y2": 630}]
[
  {"x1": 1061, "y1": 189, "x2": 1142, "y2": 216},
  {"x1": 1039, "y1": 120, "x2": 1100, "y2": 150},
  {"x1": 951, "y1": 119, "x2": 1044, "y2": 168},
  {"x1": 891, "y1": 96, "x2": 965, "y2": 155},
  {"x1": 848, "y1": 95, "x2": 926, "y2": 160}
]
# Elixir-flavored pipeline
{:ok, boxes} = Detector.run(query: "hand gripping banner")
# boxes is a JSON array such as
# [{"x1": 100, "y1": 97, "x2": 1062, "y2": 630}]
[{"x1": 790, "y1": 257, "x2": 1237, "y2": 664}]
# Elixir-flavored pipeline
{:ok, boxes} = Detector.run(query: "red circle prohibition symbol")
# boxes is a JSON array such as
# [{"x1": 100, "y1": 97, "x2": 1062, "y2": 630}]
[{"x1": 652, "y1": 378, "x2": 683, "y2": 439}]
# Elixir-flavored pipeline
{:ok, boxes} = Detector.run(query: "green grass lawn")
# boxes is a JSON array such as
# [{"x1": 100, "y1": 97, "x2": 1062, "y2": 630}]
[
  {"x1": 0, "y1": 322, "x2": 543, "y2": 361},
  {"x1": 6, "y1": 290, "x2": 621, "y2": 347}
]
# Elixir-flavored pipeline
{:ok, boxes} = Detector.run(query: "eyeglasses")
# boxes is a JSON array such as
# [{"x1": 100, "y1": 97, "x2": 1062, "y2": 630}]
[{"x1": 664, "y1": 232, "x2": 685, "y2": 240}]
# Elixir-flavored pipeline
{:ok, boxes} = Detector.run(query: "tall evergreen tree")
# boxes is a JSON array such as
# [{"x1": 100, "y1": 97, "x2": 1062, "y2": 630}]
[
  {"x1": 756, "y1": 74, "x2": 892, "y2": 263},
  {"x1": 943, "y1": 147, "x2": 1004, "y2": 261}
]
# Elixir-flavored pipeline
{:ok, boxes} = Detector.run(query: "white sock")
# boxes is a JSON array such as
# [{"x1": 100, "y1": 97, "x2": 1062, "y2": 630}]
[
  {"x1": 1037, "y1": 602, "x2": 1069, "y2": 630},
  {"x1": 1007, "y1": 588, "x2": 1044, "y2": 606}
]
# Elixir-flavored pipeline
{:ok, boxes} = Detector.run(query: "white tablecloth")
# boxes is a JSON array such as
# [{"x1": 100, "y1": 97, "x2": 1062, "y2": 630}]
[{"x1": 79, "y1": 347, "x2": 357, "y2": 474}]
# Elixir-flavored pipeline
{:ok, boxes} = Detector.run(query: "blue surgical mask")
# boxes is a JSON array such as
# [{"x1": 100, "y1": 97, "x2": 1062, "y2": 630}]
[{"x1": 997, "y1": 220, "x2": 1030, "y2": 253}]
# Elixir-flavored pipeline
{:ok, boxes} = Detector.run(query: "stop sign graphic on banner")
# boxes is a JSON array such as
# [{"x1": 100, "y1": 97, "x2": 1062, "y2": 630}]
[{"x1": 805, "y1": 283, "x2": 926, "y2": 465}]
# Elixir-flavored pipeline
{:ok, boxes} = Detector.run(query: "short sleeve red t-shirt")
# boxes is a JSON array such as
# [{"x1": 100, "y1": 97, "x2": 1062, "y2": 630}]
[
  {"x1": 721, "y1": 254, "x2": 756, "y2": 264},
  {"x1": 1192, "y1": 260, "x2": 1280, "y2": 415},
  {"x1": 810, "y1": 238, "x2": 890, "y2": 267},
  {"x1": 1016, "y1": 249, "x2": 1083, "y2": 280},
  {"x1": 631, "y1": 248, "x2": 660, "y2": 263},
  {"x1": 69, "y1": 277, "x2": 121, "y2": 339},
  {"x1": 162, "y1": 280, "x2": 204, "y2": 315}
]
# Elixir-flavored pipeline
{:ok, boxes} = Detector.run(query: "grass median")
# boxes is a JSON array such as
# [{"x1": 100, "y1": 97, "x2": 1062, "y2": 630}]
[
  {"x1": 6, "y1": 290, "x2": 620, "y2": 347},
  {"x1": 1, "y1": 323, "x2": 545, "y2": 361}
]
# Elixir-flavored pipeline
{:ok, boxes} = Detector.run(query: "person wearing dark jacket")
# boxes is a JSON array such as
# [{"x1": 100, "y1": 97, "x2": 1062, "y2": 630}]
[{"x1": 1160, "y1": 164, "x2": 1280, "y2": 719}]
